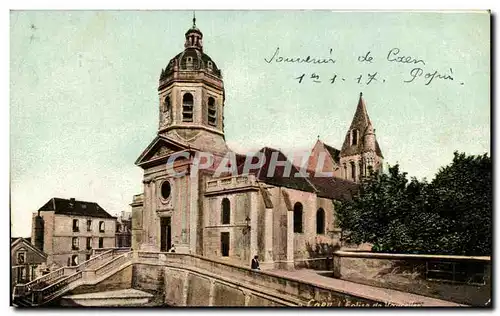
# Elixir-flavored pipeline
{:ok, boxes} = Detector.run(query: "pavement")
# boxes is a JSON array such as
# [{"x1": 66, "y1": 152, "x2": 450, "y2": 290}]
[
  {"x1": 62, "y1": 288, "x2": 153, "y2": 300},
  {"x1": 267, "y1": 269, "x2": 464, "y2": 307}
]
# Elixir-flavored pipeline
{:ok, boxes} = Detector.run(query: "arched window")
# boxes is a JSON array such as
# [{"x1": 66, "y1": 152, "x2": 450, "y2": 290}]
[
  {"x1": 164, "y1": 96, "x2": 171, "y2": 113},
  {"x1": 293, "y1": 202, "x2": 303, "y2": 233},
  {"x1": 350, "y1": 161, "x2": 356, "y2": 181},
  {"x1": 221, "y1": 198, "x2": 230, "y2": 224},
  {"x1": 316, "y1": 208, "x2": 325, "y2": 234},
  {"x1": 351, "y1": 129, "x2": 358, "y2": 146},
  {"x1": 208, "y1": 97, "x2": 217, "y2": 126},
  {"x1": 182, "y1": 93, "x2": 194, "y2": 122}
]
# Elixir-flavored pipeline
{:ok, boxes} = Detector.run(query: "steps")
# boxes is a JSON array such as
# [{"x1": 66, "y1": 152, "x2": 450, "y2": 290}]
[
  {"x1": 13, "y1": 248, "x2": 132, "y2": 307},
  {"x1": 59, "y1": 289, "x2": 154, "y2": 307}
]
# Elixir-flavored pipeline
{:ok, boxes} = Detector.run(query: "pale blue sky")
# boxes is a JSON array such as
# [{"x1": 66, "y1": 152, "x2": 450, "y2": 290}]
[{"x1": 10, "y1": 11, "x2": 490, "y2": 237}]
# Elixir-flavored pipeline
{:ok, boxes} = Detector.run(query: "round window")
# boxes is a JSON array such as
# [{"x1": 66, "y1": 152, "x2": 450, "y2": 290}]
[{"x1": 161, "y1": 181, "x2": 171, "y2": 200}]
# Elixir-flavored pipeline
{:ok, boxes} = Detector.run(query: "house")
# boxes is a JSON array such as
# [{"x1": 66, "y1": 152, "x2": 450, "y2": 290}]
[
  {"x1": 31, "y1": 198, "x2": 117, "y2": 268},
  {"x1": 10, "y1": 237, "x2": 47, "y2": 291}
]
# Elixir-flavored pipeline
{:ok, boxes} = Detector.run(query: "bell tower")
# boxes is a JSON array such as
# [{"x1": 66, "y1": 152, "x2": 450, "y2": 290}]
[
  {"x1": 157, "y1": 14, "x2": 228, "y2": 154},
  {"x1": 339, "y1": 93, "x2": 384, "y2": 182}
]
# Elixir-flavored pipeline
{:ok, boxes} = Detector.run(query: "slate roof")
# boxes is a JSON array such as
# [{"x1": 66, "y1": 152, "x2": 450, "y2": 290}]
[
  {"x1": 307, "y1": 176, "x2": 359, "y2": 200},
  {"x1": 37, "y1": 198, "x2": 115, "y2": 219},
  {"x1": 235, "y1": 147, "x2": 359, "y2": 201},
  {"x1": 322, "y1": 143, "x2": 341, "y2": 163},
  {"x1": 11, "y1": 237, "x2": 31, "y2": 243},
  {"x1": 11, "y1": 237, "x2": 47, "y2": 258},
  {"x1": 236, "y1": 147, "x2": 315, "y2": 192}
]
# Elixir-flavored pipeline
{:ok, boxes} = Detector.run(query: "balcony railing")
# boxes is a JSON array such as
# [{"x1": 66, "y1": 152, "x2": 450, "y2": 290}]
[{"x1": 205, "y1": 175, "x2": 258, "y2": 194}]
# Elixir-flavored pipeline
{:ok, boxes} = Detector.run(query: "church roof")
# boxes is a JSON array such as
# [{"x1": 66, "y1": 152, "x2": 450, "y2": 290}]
[
  {"x1": 37, "y1": 198, "x2": 116, "y2": 219},
  {"x1": 323, "y1": 142, "x2": 341, "y2": 163},
  {"x1": 237, "y1": 147, "x2": 315, "y2": 193},
  {"x1": 307, "y1": 176, "x2": 359, "y2": 200},
  {"x1": 235, "y1": 147, "x2": 358, "y2": 200}
]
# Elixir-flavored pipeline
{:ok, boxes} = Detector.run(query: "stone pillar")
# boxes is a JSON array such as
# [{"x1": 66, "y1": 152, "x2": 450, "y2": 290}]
[
  {"x1": 182, "y1": 271, "x2": 190, "y2": 306},
  {"x1": 262, "y1": 207, "x2": 274, "y2": 269},
  {"x1": 243, "y1": 290, "x2": 251, "y2": 306},
  {"x1": 250, "y1": 192, "x2": 258, "y2": 259},
  {"x1": 189, "y1": 169, "x2": 199, "y2": 254},
  {"x1": 286, "y1": 208, "x2": 294, "y2": 270},
  {"x1": 208, "y1": 279, "x2": 216, "y2": 306},
  {"x1": 177, "y1": 176, "x2": 190, "y2": 254},
  {"x1": 151, "y1": 179, "x2": 159, "y2": 251},
  {"x1": 141, "y1": 180, "x2": 156, "y2": 251}
]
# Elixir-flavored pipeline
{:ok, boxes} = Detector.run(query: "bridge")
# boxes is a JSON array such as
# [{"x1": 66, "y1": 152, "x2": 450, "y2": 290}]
[{"x1": 12, "y1": 248, "x2": 462, "y2": 307}]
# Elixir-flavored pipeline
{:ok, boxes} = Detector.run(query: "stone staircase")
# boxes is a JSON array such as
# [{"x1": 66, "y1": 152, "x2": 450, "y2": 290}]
[
  {"x1": 12, "y1": 248, "x2": 132, "y2": 307},
  {"x1": 59, "y1": 289, "x2": 154, "y2": 307}
]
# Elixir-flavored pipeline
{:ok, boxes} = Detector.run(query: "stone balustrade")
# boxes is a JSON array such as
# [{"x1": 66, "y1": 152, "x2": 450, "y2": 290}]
[
  {"x1": 205, "y1": 175, "x2": 258, "y2": 194},
  {"x1": 14, "y1": 248, "x2": 133, "y2": 306},
  {"x1": 132, "y1": 252, "x2": 384, "y2": 306},
  {"x1": 14, "y1": 267, "x2": 66, "y2": 297}
]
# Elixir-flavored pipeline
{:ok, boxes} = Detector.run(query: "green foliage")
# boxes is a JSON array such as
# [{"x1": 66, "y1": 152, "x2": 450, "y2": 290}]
[{"x1": 335, "y1": 152, "x2": 491, "y2": 256}]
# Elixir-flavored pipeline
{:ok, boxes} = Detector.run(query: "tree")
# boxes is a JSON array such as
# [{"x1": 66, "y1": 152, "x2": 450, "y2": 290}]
[
  {"x1": 335, "y1": 152, "x2": 491, "y2": 256},
  {"x1": 428, "y1": 152, "x2": 492, "y2": 255}
]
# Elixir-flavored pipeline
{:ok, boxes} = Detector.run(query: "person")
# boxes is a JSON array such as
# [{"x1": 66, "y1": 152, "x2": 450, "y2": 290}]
[
  {"x1": 169, "y1": 244, "x2": 176, "y2": 253},
  {"x1": 251, "y1": 255, "x2": 260, "y2": 270}
]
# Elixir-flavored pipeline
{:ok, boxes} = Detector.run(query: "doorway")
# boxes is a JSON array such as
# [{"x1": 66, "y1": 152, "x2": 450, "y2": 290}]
[{"x1": 160, "y1": 217, "x2": 172, "y2": 252}]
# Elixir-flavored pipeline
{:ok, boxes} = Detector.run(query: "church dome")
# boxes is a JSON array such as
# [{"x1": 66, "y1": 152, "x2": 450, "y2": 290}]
[{"x1": 159, "y1": 15, "x2": 222, "y2": 81}]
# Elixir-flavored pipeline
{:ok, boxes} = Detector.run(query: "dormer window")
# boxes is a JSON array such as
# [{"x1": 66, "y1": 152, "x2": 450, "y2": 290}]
[
  {"x1": 208, "y1": 97, "x2": 217, "y2": 126},
  {"x1": 182, "y1": 93, "x2": 194, "y2": 122},
  {"x1": 351, "y1": 129, "x2": 358, "y2": 146},
  {"x1": 207, "y1": 61, "x2": 213, "y2": 70},
  {"x1": 186, "y1": 56, "x2": 193, "y2": 64}
]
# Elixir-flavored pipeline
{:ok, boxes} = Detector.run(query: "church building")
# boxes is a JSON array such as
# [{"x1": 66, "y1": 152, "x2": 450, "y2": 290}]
[{"x1": 131, "y1": 17, "x2": 384, "y2": 269}]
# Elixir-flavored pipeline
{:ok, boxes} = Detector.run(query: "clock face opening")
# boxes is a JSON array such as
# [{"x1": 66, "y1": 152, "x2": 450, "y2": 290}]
[{"x1": 161, "y1": 181, "x2": 171, "y2": 200}]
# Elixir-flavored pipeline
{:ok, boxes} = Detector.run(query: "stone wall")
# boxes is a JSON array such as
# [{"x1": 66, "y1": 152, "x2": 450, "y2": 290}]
[
  {"x1": 132, "y1": 263, "x2": 165, "y2": 304},
  {"x1": 332, "y1": 251, "x2": 491, "y2": 306},
  {"x1": 69, "y1": 265, "x2": 132, "y2": 295},
  {"x1": 134, "y1": 252, "x2": 387, "y2": 307}
]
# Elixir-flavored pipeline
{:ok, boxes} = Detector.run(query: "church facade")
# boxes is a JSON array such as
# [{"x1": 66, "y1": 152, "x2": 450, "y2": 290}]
[{"x1": 131, "y1": 18, "x2": 384, "y2": 269}]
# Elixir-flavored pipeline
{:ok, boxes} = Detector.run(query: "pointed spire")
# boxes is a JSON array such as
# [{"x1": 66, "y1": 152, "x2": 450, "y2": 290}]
[
  {"x1": 193, "y1": 11, "x2": 196, "y2": 28},
  {"x1": 340, "y1": 93, "x2": 381, "y2": 158}
]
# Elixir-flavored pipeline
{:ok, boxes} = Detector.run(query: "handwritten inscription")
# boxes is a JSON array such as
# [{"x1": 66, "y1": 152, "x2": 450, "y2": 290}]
[
  {"x1": 264, "y1": 47, "x2": 336, "y2": 64},
  {"x1": 265, "y1": 47, "x2": 463, "y2": 86},
  {"x1": 405, "y1": 67, "x2": 455, "y2": 85},
  {"x1": 296, "y1": 72, "x2": 384, "y2": 86},
  {"x1": 386, "y1": 48, "x2": 426, "y2": 65}
]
